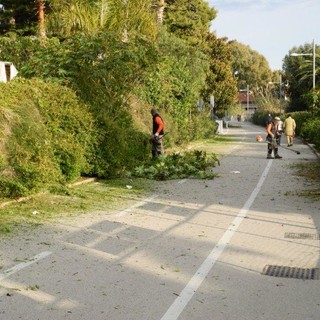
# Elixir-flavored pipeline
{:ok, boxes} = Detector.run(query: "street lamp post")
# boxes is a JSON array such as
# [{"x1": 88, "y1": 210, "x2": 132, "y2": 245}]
[
  {"x1": 247, "y1": 84, "x2": 249, "y2": 111},
  {"x1": 268, "y1": 74, "x2": 282, "y2": 114},
  {"x1": 291, "y1": 39, "x2": 316, "y2": 112}
]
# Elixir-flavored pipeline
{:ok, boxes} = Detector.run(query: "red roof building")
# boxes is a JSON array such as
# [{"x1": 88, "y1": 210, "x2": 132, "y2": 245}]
[{"x1": 238, "y1": 89, "x2": 257, "y2": 120}]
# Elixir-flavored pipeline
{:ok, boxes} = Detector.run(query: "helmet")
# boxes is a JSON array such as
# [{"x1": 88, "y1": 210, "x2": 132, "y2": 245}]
[{"x1": 256, "y1": 135, "x2": 263, "y2": 142}]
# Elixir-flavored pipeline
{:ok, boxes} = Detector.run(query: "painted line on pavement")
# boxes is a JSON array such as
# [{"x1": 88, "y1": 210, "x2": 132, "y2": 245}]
[
  {"x1": 117, "y1": 195, "x2": 159, "y2": 217},
  {"x1": 161, "y1": 160, "x2": 273, "y2": 320},
  {"x1": 0, "y1": 251, "x2": 52, "y2": 282}
]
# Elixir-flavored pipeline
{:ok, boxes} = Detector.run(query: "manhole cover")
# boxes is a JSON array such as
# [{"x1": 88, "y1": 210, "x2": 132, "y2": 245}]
[
  {"x1": 285, "y1": 232, "x2": 320, "y2": 240},
  {"x1": 262, "y1": 265, "x2": 319, "y2": 280}
]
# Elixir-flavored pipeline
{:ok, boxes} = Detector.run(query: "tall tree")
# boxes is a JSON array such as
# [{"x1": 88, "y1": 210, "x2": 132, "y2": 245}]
[
  {"x1": 47, "y1": 0, "x2": 106, "y2": 36},
  {"x1": 163, "y1": 0, "x2": 216, "y2": 46},
  {"x1": 36, "y1": 0, "x2": 46, "y2": 37},
  {"x1": 202, "y1": 34, "x2": 238, "y2": 115},
  {"x1": 104, "y1": 0, "x2": 158, "y2": 40},
  {"x1": 46, "y1": 0, "x2": 158, "y2": 40},
  {"x1": 228, "y1": 40, "x2": 272, "y2": 95},
  {"x1": 0, "y1": 0, "x2": 49, "y2": 36},
  {"x1": 155, "y1": 0, "x2": 165, "y2": 25},
  {"x1": 283, "y1": 42, "x2": 319, "y2": 111}
]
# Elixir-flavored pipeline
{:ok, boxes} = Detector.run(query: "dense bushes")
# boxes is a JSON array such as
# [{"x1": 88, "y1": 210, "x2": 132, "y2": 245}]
[
  {"x1": 251, "y1": 111, "x2": 270, "y2": 127},
  {"x1": 0, "y1": 32, "x2": 220, "y2": 198},
  {"x1": 89, "y1": 112, "x2": 150, "y2": 178},
  {"x1": 0, "y1": 34, "x2": 158, "y2": 118},
  {"x1": 0, "y1": 75, "x2": 217, "y2": 198},
  {"x1": 0, "y1": 78, "x2": 93, "y2": 197},
  {"x1": 135, "y1": 31, "x2": 215, "y2": 144},
  {"x1": 130, "y1": 150, "x2": 219, "y2": 181},
  {"x1": 300, "y1": 118, "x2": 320, "y2": 150}
]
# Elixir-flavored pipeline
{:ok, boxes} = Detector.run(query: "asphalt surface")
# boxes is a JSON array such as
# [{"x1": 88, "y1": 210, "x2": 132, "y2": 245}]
[{"x1": 0, "y1": 121, "x2": 319, "y2": 320}]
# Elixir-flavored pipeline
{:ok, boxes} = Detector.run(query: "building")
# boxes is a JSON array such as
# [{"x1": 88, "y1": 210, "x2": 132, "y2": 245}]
[
  {"x1": 0, "y1": 61, "x2": 18, "y2": 82},
  {"x1": 238, "y1": 89, "x2": 257, "y2": 120}
]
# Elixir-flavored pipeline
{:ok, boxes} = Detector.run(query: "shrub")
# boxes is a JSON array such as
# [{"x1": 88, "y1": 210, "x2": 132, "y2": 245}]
[
  {"x1": 300, "y1": 117, "x2": 320, "y2": 151},
  {"x1": 29, "y1": 79, "x2": 94, "y2": 181},
  {"x1": 251, "y1": 111, "x2": 272, "y2": 127},
  {"x1": 188, "y1": 112, "x2": 217, "y2": 141},
  {"x1": 90, "y1": 112, "x2": 150, "y2": 178},
  {"x1": 129, "y1": 150, "x2": 219, "y2": 181},
  {"x1": 286, "y1": 111, "x2": 313, "y2": 136},
  {"x1": 0, "y1": 78, "x2": 93, "y2": 197}
]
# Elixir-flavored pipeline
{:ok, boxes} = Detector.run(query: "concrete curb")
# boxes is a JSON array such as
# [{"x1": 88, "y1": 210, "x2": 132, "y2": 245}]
[
  {"x1": 307, "y1": 143, "x2": 320, "y2": 160},
  {"x1": 302, "y1": 138, "x2": 320, "y2": 160}
]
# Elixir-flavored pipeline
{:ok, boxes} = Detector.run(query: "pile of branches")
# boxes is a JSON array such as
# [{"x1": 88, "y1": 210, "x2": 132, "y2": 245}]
[{"x1": 129, "y1": 150, "x2": 219, "y2": 181}]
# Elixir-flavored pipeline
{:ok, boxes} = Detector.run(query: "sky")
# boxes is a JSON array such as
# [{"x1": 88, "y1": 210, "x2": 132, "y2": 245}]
[{"x1": 207, "y1": 0, "x2": 320, "y2": 70}]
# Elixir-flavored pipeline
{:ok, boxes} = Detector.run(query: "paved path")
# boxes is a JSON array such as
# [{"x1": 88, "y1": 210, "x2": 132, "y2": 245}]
[{"x1": 0, "y1": 122, "x2": 319, "y2": 320}]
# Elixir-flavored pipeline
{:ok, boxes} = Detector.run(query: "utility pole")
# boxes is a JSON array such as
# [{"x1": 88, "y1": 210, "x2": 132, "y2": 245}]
[{"x1": 247, "y1": 85, "x2": 249, "y2": 110}]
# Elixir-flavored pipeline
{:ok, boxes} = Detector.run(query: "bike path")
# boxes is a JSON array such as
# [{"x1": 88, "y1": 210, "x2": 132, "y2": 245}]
[{"x1": 0, "y1": 121, "x2": 319, "y2": 320}]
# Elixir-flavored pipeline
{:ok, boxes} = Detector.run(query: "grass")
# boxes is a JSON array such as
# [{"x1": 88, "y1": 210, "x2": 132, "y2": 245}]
[
  {"x1": 0, "y1": 178, "x2": 155, "y2": 235},
  {"x1": 291, "y1": 160, "x2": 320, "y2": 199},
  {"x1": 0, "y1": 136, "x2": 234, "y2": 235}
]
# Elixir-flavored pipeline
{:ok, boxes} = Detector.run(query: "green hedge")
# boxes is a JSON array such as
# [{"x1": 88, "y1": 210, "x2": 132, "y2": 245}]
[
  {"x1": 89, "y1": 112, "x2": 150, "y2": 179},
  {"x1": 251, "y1": 111, "x2": 270, "y2": 127},
  {"x1": 300, "y1": 118, "x2": 320, "y2": 150},
  {"x1": 0, "y1": 78, "x2": 94, "y2": 197}
]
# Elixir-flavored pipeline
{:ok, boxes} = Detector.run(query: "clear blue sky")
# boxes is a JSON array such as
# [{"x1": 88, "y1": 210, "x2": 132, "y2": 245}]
[{"x1": 207, "y1": 0, "x2": 320, "y2": 71}]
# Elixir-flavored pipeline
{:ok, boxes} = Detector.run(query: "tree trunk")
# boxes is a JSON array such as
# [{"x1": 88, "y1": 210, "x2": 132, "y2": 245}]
[
  {"x1": 122, "y1": 0, "x2": 129, "y2": 42},
  {"x1": 36, "y1": 0, "x2": 46, "y2": 37},
  {"x1": 156, "y1": 0, "x2": 165, "y2": 25}
]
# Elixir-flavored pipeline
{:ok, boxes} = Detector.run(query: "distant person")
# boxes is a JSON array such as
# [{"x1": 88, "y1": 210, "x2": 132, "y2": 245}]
[
  {"x1": 150, "y1": 108, "x2": 164, "y2": 158},
  {"x1": 266, "y1": 117, "x2": 282, "y2": 159},
  {"x1": 283, "y1": 114, "x2": 296, "y2": 147},
  {"x1": 277, "y1": 117, "x2": 284, "y2": 145}
]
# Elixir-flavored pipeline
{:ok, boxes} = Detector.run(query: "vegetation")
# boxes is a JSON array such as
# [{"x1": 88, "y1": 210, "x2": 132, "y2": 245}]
[
  {"x1": 202, "y1": 34, "x2": 238, "y2": 117},
  {"x1": 0, "y1": 0, "x2": 43, "y2": 35},
  {"x1": 283, "y1": 42, "x2": 320, "y2": 112},
  {"x1": 0, "y1": 178, "x2": 154, "y2": 234},
  {"x1": 292, "y1": 161, "x2": 320, "y2": 199},
  {"x1": 129, "y1": 150, "x2": 219, "y2": 180},
  {"x1": 0, "y1": 0, "x2": 319, "y2": 203},
  {"x1": 300, "y1": 117, "x2": 320, "y2": 150},
  {"x1": 0, "y1": 78, "x2": 93, "y2": 197},
  {"x1": 229, "y1": 40, "x2": 273, "y2": 94}
]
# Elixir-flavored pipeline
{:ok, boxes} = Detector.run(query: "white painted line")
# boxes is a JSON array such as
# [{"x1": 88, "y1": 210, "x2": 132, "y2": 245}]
[
  {"x1": 0, "y1": 251, "x2": 52, "y2": 281},
  {"x1": 116, "y1": 195, "x2": 159, "y2": 217},
  {"x1": 177, "y1": 179, "x2": 188, "y2": 184},
  {"x1": 161, "y1": 160, "x2": 273, "y2": 320}
]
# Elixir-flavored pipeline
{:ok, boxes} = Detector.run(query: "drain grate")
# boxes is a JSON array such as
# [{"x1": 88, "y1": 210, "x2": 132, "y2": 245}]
[
  {"x1": 262, "y1": 265, "x2": 319, "y2": 280},
  {"x1": 284, "y1": 232, "x2": 320, "y2": 240}
]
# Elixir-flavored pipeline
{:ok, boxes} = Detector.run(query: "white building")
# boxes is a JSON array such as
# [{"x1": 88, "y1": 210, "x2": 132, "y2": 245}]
[{"x1": 0, "y1": 61, "x2": 18, "y2": 82}]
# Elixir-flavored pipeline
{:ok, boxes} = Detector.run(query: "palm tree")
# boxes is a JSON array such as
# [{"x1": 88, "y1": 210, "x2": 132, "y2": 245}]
[
  {"x1": 36, "y1": 0, "x2": 46, "y2": 37},
  {"x1": 105, "y1": 0, "x2": 158, "y2": 41},
  {"x1": 47, "y1": 0, "x2": 106, "y2": 36},
  {"x1": 47, "y1": 0, "x2": 158, "y2": 40},
  {"x1": 155, "y1": 0, "x2": 165, "y2": 25}
]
